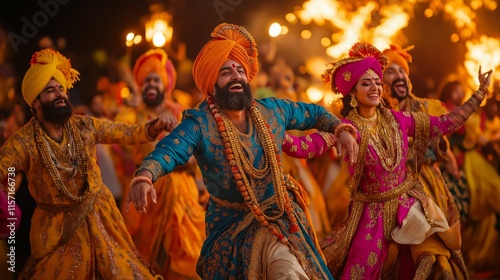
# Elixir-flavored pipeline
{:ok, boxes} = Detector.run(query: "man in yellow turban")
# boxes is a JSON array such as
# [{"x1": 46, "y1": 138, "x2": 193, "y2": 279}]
[
  {"x1": 116, "y1": 48, "x2": 206, "y2": 279},
  {"x1": 127, "y1": 23, "x2": 358, "y2": 279},
  {"x1": 0, "y1": 48, "x2": 178, "y2": 279}
]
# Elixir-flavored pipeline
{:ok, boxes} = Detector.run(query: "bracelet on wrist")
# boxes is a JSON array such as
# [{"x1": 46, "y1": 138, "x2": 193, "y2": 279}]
[
  {"x1": 318, "y1": 131, "x2": 337, "y2": 148},
  {"x1": 334, "y1": 123, "x2": 357, "y2": 140},
  {"x1": 130, "y1": 175, "x2": 154, "y2": 189},
  {"x1": 479, "y1": 84, "x2": 489, "y2": 94}
]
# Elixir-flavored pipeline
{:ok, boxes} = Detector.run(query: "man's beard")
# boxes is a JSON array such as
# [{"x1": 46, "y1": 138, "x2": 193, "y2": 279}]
[
  {"x1": 142, "y1": 87, "x2": 165, "y2": 107},
  {"x1": 40, "y1": 98, "x2": 73, "y2": 124},
  {"x1": 390, "y1": 78, "x2": 409, "y2": 101},
  {"x1": 213, "y1": 81, "x2": 253, "y2": 110}
]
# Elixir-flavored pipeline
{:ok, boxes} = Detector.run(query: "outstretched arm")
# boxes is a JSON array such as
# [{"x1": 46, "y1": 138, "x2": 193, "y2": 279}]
[
  {"x1": 431, "y1": 67, "x2": 493, "y2": 137},
  {"x1": 282, "y1": 131, "x2": 336, "y2": 159},
  {"x1": 126, "y1": 169, "x2": 155, "y2": 214},
  {"x1": 126, "y1": 115, "x2": 202, "y2": 214}
]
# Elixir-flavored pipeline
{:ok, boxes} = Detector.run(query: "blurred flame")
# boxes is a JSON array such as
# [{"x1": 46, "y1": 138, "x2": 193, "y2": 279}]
[
  {"x1": 269, "y1": 22, "x2": 282, "y2": 37},
  {"x1": 464, "y1": 36, "x2": 500, "y2": 90},
  {"x1": 306, "y1": 86, "x2": 325, "y2": 102},
  {"x1": 289, "y1": 0, "x2": 498, "y2": 99}
]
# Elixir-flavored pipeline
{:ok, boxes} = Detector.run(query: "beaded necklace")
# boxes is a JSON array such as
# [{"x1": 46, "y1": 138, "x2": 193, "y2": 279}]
[
  {"x1": 207, "y1": 95, "x2": 299, "y2": 244},
  {"x1": 34, "y1": 119, "x2": 91, "y2": 202}
]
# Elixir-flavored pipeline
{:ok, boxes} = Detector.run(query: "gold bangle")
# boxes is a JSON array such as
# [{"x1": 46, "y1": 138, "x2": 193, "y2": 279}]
[
  {"x1": 334, "y1": 123, "x2": 357, "y2": 139},
  {"x1": 130, "y1": 175, "x2": 153, "y2": 189},
  {"x1": 479, "y1": 84, "x2": 489, "y2": 94}
]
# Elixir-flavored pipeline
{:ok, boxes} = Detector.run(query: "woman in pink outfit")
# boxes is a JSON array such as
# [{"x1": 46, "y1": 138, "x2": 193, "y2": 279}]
[{"x1": 320, "y1": 42, "x2": 492, "y2": 280}]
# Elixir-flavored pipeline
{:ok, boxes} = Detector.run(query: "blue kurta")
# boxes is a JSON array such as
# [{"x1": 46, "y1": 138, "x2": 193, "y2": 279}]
[{"x1": 140, "y1": 97, "x2": 339, "y2": 279}]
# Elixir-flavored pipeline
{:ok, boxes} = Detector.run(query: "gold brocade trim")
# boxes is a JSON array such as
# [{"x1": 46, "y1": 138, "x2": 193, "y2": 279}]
[
  {"x1": 324, "y1": 201, "x2": 364, "y2": 278},
  {"x1": 383, "y1": 198, "x2": 399, "y2": 241},
  {"x1": 351, "y1": 175, "x2": 416, "y2": 241},
  {"x1": 211, "y1": 196, "x2": 277, "y2": 238},
  {"x1": 140, "y1": 160, "x2": 163, "y2": 182},
  {"x1": 408, "y1": 112, "x2": 431, "y2": 214},
  {"x1": 37, "y1": 191, "x2": 98, "y2": 246},
  {"x1": 351, "y1": 177, "x2": 414, "y2": 203},
  {"x1": 450, "y1": 250, "x2": 470, "y2": 280},
  {"x1": 248, "y1": 227, "x2": 269, "y2": 279},
  {"x1": 210, "y1": 195, "x2": 275, "y2": 212},
  {"x1": 410, "y1": 112, "x2": 430, "y2": 175},
  {"x1": 413, "y1": 255, "x2": 434, "y2": 280},
  {"x1": 37, "y1": 200, "x2": 85, "y2": 212}
]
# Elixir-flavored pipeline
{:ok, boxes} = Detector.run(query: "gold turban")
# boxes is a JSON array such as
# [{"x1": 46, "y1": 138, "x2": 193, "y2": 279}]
[
  {"x1": 382, "y1": 44, "x2": 414, "y2": 75},
  {"x1": 133, "y1": 49, "x2": 177, "y2": 94},
  {"x1": 21, "y1": 48, "x2": 80, "y2": 107},
  {"x1": 192, "y1": 23, "x2": 259, "y2": 96}
]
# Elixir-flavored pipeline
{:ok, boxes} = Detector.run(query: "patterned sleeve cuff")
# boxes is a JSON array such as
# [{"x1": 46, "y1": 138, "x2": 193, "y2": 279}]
[{"x1": 136, "y1": 159, "x2": 163, "y2": 183}]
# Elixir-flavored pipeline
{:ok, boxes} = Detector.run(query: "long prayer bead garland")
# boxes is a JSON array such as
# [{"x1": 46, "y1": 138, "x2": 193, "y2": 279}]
[
  {"x1": 207, "y1": 95, "x2": 299, "y2": 244},
  {"x1": 34, "y1": 119, "x2": 91, "y2": 202}
]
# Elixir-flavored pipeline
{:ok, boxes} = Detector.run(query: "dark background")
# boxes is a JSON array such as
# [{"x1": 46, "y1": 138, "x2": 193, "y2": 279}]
[{"x1": 1, "y1": 0, "x2": 499, "y2": 105}]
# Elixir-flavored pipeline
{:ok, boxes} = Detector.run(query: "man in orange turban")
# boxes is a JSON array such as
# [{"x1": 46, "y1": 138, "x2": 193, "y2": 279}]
[
  {"x1": 382, "y1": 44, "x2": 415, "y2": 103},
  {"x1": 1, "y1": 48, "x2": 178, "y2": 279},
  {"x1": 117, "y1": 48, "x2": 206, "y2": 279},
  {"x1": 128, "y1": 23, "x2": 359, "y2": 279},
  {"x1": 133, "y1": 49, "x2": 177, "y2": 106},
  {"x1": 383, "y1": 43, "x2": 470, "y2": 277},
  {"x1": 192, "y1": 23, "x2": 259, "y2": 97}
]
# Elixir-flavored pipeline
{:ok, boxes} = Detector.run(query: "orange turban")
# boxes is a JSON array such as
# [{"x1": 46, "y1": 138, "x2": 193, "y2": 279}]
[
  {"x1": 382, "y1": 44, "x2": 414, "y2": 75},
  {"x1": 21, "y1": 48, "x2": 80, "y2": 107},
  {"x1": 133, "y1": 49, "x2": 177, "y2": 94},
  {"x1": 192, "y1": 23, "x2": 259, "y2": 96}
]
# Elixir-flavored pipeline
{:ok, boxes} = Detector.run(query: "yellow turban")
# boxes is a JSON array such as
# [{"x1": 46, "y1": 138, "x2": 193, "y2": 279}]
[
  {"x1": 21, "y1": 48, "x2": 80, "y2": 107},
  {"x1": 133, "y1": 49, "x2": 177, "y2": 94},
  {"x1": 382, "y1": 44, "x2": 414, "y2": 75},
  {"x1": 193, "y1": 23, "x2": 259, "y2": 96}
]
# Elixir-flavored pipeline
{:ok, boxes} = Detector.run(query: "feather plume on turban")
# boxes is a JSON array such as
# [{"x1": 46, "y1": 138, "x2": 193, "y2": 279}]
[
  {"x1": 21, "y1": 48, "x2": 80, "y2": 107},
  {"x1": 133, "y1": 49, "x2": 177, "y2": 94},
  {"x1": 382, "y1": 44, "x2": 414, "y2": 75},
  {"x1": 322, "y1": 42, "x2": 389, "y2": 96},
  {"x1": 192, "y1": 23, "x2": 259, "y2": 96}
]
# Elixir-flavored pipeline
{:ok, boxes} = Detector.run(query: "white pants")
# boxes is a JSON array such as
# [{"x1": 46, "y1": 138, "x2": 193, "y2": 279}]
[{"x1": 249, "y1": 228, "x2": 310, "y2": 280}]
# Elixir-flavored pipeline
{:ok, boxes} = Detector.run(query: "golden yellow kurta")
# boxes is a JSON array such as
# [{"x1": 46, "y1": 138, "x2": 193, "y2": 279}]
[
  {"x1": 0, "y1": 115, "x2": 159, "y2": 279},
  {"x1": 115, "y1": 105, "x2": 206, "y2": 279}
]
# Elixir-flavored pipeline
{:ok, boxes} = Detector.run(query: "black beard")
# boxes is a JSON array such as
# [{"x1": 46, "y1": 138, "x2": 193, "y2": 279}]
[
  {"x1": 40, "y1": 98, "x2": 73, "y2": 124},
  {"x1": 142, "y1": 87, "x2": 165, "y2": 107},
  {"x1": 390, "y1": 78, "x2": 409, "y2": 101},
  {"x1": 213, "y1": 81, "x2": 253, "y2": 110}
]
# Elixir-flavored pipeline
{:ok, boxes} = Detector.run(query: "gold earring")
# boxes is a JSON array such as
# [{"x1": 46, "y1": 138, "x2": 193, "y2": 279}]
[{"x1": 350, "y1": 96, "x2": 358, "y2": 108}]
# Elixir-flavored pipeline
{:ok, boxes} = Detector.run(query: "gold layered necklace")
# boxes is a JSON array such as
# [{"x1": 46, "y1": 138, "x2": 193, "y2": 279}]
[
  {"x1": 352, "y1": 109, "x2": 402, "y2": 172},
  {"x1": 34, "y1": 119, "x2": 91, "y2": 201},
  {"x1": 208, "y1": 95, "x2": 299, "y2": 244},
  {"x1": 358, "y1": 112, "x2": 378, "y2": 123}
]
